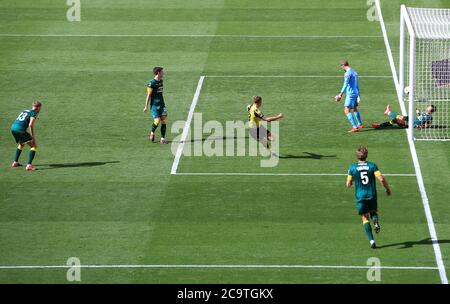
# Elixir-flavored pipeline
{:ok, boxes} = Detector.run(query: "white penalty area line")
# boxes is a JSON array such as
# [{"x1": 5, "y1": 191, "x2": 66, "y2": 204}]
[
  {"x1": 0, "y1": 264, "x2": 437, "y2": 271},
  {"x1": 175, "y1": 172, "x2": 416, "y2": 177},
  {"x1": 170, "y1": 76, "x2": 205, "y2": 175},
  {"x1": 0, "y1": 34, "x2": 383, "y2": 39},
  {"x1": 375, "y1": 0, "x2": 448, "y2": 284}
]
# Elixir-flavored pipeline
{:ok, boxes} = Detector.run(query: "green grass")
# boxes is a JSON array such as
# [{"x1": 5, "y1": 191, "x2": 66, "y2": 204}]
[{"x1": 0, "y1": 0, "x2": 449, "y2": 283}]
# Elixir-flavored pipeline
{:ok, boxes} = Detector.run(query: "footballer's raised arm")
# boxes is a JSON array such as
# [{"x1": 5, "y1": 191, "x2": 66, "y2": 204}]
[{"x1": 264, "y1": 113, "x2": 284, "y2": 122}]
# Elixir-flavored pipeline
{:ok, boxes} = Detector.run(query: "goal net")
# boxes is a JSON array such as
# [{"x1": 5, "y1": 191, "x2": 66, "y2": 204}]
[{"x1": 399, "y1": 6, "x2": 450, "y2": 141}]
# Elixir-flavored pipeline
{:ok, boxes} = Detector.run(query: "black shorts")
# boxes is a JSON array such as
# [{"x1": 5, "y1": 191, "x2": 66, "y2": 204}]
[{"x1": 11, "y1": 130, "x2": 32, "y2": 144}]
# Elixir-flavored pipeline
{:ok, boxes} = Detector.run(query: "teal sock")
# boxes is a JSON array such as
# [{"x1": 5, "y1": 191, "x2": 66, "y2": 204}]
[
  {"x1": 14, "y1": 148, "x2": 22, "y2": 162},
  {"x1": 363, "y1": 222, "x2": 374, "y2": 241},
  {"x1": 388, "y1": 112, "x2": 398, "y2": 120},
  {"x1": 370, "y1": 212, "x2": 379, "y2": 224},
  {"x1": 161, "y1": 123, "x2": 167, "y2": 138},
  {"x1": 28, "y1": 150, "x2": 36, "y2": 165},
  {"x1": 151, "y1": 123, "x2": 158, "y2": 133},
  {"x1": 354, "y1": 111, "x2": 362, "y2": 126},
  {"x1": 346, "y1": 113, "x2": 357, "y2": 128}
]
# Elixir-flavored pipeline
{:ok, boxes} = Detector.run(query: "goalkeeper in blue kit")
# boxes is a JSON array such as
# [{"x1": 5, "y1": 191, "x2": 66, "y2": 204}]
[{"x1": 335, "y1": 60, "x2": 364, "y2": 133}]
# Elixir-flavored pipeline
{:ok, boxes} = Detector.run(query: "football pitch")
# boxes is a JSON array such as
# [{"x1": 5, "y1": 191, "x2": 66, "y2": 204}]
[{"x1": 0, "y1": 0, "x2": 449, "y2": 284}]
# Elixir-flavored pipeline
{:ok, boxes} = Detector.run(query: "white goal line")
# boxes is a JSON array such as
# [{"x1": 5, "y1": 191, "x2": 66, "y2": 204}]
[
  {"x1": 0, "y1": 264, "x2": 437, "y2": 271},
  {"x1": 375, "y1": 0, "x2": 448, "y2": 284},
  {"x1": 175, "y1": 172, "x2": 416, "y2": 177}
]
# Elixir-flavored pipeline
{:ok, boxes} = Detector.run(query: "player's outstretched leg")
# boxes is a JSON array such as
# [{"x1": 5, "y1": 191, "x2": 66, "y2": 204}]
[
  {"x1": 384, "y1": 104, "x2": 403, "y2": 121},
  {"x1": 11, "y1": 144, "x2": 24, "y2": 167},
  {"x1": 372, "y1": 121, "x2": 394, "y2": 129}
]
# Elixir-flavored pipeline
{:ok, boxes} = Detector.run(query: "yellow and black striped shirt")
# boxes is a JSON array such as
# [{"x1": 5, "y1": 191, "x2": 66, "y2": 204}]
[{"x1": 248, "y1": 103, "x2": 265, "y2": 128}]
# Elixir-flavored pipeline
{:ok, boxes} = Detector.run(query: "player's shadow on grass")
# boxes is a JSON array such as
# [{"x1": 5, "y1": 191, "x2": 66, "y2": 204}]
[
  {"x1": 38, "y1": 161, "x2": 120, "y2": 170},
  {"x1": 278, "y1": 152, "x2": 337, "y2": 160},
  {"x1": 359, "y1": 126, "x2": 405, "y2": 132},
  {"x1": 378, "y1": 237, "x2": 450, "y2": 249}
]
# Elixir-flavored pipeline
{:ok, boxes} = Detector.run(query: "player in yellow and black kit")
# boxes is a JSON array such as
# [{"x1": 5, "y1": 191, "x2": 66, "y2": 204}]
[{"x1": 247, "y1": 96, "x2": 283, "y2": 149}]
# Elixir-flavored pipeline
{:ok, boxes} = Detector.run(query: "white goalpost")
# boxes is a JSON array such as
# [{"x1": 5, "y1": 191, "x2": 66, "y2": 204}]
[{"x1": 399, "y1": 5, "x2": 450, "y2": 141}]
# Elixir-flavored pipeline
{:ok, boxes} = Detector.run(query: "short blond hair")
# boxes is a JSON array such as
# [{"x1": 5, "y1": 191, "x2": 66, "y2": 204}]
[{"x1": 32, "y1": 101, "x2": 42, "y2": 108}]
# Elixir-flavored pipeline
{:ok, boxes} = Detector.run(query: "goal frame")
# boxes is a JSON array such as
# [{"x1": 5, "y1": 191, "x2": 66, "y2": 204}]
[
  {"x1": 399, "y1": 4, "x2": 416, "y2": 141},
  {"x1": 399, "y1": 5, "x2": 450, "y2": 141}
]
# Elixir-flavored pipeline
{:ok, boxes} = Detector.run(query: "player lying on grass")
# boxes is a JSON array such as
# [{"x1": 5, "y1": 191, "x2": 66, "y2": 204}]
[
  {"x1": 247, "y1": 96, "x2": 283, "y2": 149},
  {"x1": 372, "y1": 104, "x2": 436, "y2": 129},
  {"x1": 335, "y1": 60, "x2": 364, "y2": 133},
  {"x1": 143, "y1": 66, "x2": 168, "y2": 144},
  {"x1": 10, "y1": 101, "x2": 42, "y2": 171},
  {"x1": 346, "y1": 146, "x2": 391, "y2": 249}
]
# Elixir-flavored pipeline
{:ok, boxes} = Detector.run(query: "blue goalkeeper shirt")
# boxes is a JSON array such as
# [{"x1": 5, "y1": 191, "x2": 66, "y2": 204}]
[{"x1": 340, "y1": 68, "x2": 359, "y2": 97}]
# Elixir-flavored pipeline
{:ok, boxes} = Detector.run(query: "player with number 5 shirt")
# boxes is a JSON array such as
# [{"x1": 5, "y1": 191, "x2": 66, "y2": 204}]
[{"x1": 346, "y1": 146, "x2": 391, "y2": 248}]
